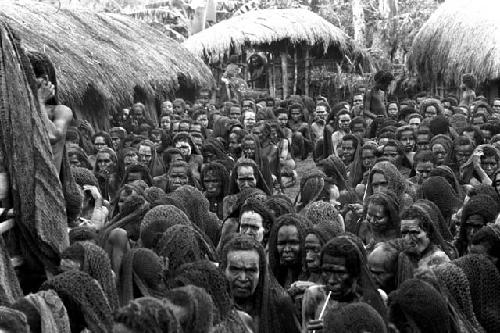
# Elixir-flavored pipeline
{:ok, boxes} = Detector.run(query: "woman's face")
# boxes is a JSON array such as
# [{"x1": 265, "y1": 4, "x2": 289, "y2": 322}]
[
  {"x1": 387, "y1": 103, "x2": 398, "y2": 117},
  {"x1": 68, "y1": 153, "x2": 81, "y2": 167},
  {"x1": 304, "y1": 233, "x2": 322, "y2": 271},
  {"x1": 424, "y1": 105, "x2": 438, "y2": 120},
  {"x1": 168, "y1": 166, "x2": 189, "y2": 190},
  {"x1": 242, "y1": 139, "x2": 256, "y2": 160},
  {"x1": 464, "y1": 214, "x2": 486, "y2": 246},
  {"x1": 160, "y1": 116, "x2": 171, "y2": 130},
  {"x1": 365, "y1": 203, "x2": 389, "y2": 233},
  {"x1": 431, "y1": 143, "x2": 447, "y2": 165},
  {"x1": 118, "y1": 188, "x2": 136, "y2": 213},
  {"x1": 123, "y1": 153, "x2": 139, "y2": 168},
  {"x1": 96, "y1": 152, "x2": 114, "y2": 173},
  {"x1": 276, "y1": 225, "x2": 300, "y2": 266},
  {"x1": 401, "y1": 219, "x2": 430, "y2": 255},
  {"x1": 203, "y1": 170, "x2": 222, "y2": 198},
  {"x1": 229, "y1": 133, "x2": 241, "y2": 155}
]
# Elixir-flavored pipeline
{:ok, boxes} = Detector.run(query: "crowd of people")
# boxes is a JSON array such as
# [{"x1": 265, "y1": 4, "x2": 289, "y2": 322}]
[{"x1": 2, "y1": 22, "x2": 500, "y2": 332}]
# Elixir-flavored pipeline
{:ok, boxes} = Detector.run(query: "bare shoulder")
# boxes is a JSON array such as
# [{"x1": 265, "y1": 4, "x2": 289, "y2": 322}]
[{"x1": 53, "y1": 105, "x2": 73, "y2": 121}]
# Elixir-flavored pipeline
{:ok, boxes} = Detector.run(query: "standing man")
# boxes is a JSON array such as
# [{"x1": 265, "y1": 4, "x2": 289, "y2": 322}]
[
  {"x1": 35, "y1": 67, "x2": 73, "y2": 174},
  {"x1": 364, "y1": 70, "x2": 394, "y2": 120},
  {"x1": 352, "y1": 93, "x2": 364, "y2": 117},
  {"x1": 311, "y1": 102, "x2": 329, "y2": 144}
]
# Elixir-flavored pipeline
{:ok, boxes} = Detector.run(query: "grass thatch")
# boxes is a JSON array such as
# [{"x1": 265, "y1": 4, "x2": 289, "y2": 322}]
[
  {"x1": 0, "y1": 1, "x2": 214, "y2": 114},
  {"x1": 408, "y1": 0, "x2": 500, "y2": 87},
  {"x1": 183, "y1": 8, "x2": 356, "y2": 63}
]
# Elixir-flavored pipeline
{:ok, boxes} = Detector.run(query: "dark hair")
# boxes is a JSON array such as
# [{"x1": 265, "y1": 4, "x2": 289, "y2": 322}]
[
  {"x1": 461, "y1": 126, "x2": 484, "y2": 145},
  {"x1": 342, "y1": 133, "x2": 360, "y2": 147},
  {"x1": 482, "y1": 145, "x2": 499, "y2": 161},
  {"x1": 396, "y1": 125, "x2": 415, "y2": 140},
  {"x1": 374, "y1": 70, "x2": 394, "y2": 85},
  {"x1": 350, "y1": 116, "x2": 366, "y2": 130},
  {"x1": 28, "y1": 52, "x2": 58, "y2": 105},
  {"x1": 192, "y1": 109, "x2": 207, "y2": 121},
  {"x1": 413, "y1": 150, "x2": 436, "y2": 165},
  {"x1": 441, "y1": 96, "x2": 459, "y2": 107},
  {"x1": 337, "y1": 110, "x2": 351, "y2": 119},
  {"x1": 320, "y1": 237, "x2": 362, "y2": 279},
  {"x1": 200, "y1": 162, "x2": 230, "y2": 198},
  {"x1": 92, "y1": 131, "x2": 113, "y2": 149},
  {"x1": 401, "y1": 206, "x2": 442, "y2": 247},
  {"x1": 240, "y1": 197, "x2": 275, "y2": 244},
  {"x1": 454, "y1": 135, "x2": 475, "y2": 148},
  {"x1": 122, "y1": 164, "x2": 153, "y2": 186},
  {"x1": 173, "y1": 98, "x2": 186, "y2": 108},
  {"x1": 471, "y1": 226, "x2": 500, "y2": 271},
  {"x1": 462, "y1": 73, "x2": 476, "y2": 88},
  {"x1": 316, "y1": 101, "x2": 331, "y2": 113}
]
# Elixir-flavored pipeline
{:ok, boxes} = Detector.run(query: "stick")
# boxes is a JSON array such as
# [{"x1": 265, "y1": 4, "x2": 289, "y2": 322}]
[
  {"x1": 312, "y1": 291, "x2": 331, "y2": 333},
  {"x1": 0, "y1": 208, "x2": 14, "y2": 217},
  {"x1": 0, "y1": 218, "x2": 15, "y2": 234},
  {"x1": 318, "y1": 291, "x2": 331, "y2": 320}
]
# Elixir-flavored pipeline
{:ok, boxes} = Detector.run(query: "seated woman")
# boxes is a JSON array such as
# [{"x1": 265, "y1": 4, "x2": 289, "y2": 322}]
[
  {"x1": 317, "y1": 155, "x2": 351, "y2": 203},
  {"x1": 454, "y1": 194, "x2": 498, "y2": 257},
  {"x1": 304, "y1": 234, "x2": 386, "y2": 331},
  {"x1": 356, "y1": 190, "x2": 401, "y2": 252},
  {"x1": 400, "y1": 202, "x2": 455, "y2": 269},
  {"x1": 93, "y1": 147, "x2": 120, "y2": 202},
  {"x1": 120, "y1": 164, "x2": 153, "y2": 187},
  {"x1": 381, "y1": 139, "x2": 412, "y2": 178},
  {"x1": 388, "y1": 279, "x2": 456, "y2": 333},
  {"x1": 172, "y1": 132, "x2": 203, "y2": 182},
  {"x1": 137, "y1": 140, "x2": 165, "y2": 178},
  {"x1": 269, "y1": 121, "x2": 297, "y2": 188},
  {"x1": 201, "y1": 162, "x2": 230, "y2": 219},
  {"x1": 294, "y1": 170, "x2": 326, "y2": 212},
  {"x1": 268, "y1": 213, "x2": 311, "y2": 289}
]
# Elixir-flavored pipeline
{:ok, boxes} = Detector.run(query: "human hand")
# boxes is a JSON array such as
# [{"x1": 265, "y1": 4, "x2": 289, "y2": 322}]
[
  {"x1": 37, "y1": 78, "x2": 55, "y2": 103},
  {"x1": 349, "y1": 203, "x2": 364, "y2": 216},
  {"x1": 80, "y1": 120, "x2": 92, "y2": 130},
  {"x1": 307, "y1": 319, "x2": 324, "y2": 331},
  {"x1": 83, "y1": 185, "x2": 101, "y2": 200},
  {"x1": 0, "y1": 172, "x2": 9, "y2": 200},
  {"x1": 472, "y1": 148, "x2": 483, "y2": 169}
]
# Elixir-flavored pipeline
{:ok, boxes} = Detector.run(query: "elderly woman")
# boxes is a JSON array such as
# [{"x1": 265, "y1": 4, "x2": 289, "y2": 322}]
[{"x1": 400, "y1": 202, "x2": 456, "y2": 269}]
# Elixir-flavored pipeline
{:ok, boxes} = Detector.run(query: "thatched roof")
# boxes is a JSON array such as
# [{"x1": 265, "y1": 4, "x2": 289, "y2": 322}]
[
  {"x1": 408, "y1": 0, "x2": 500, "y2": 87},
  {"x1": 0, "y1": 1, "x2": 214, "y2": 113},
  {"x1": 183, "y1": 8, "x2": 357, "y2": 63}
]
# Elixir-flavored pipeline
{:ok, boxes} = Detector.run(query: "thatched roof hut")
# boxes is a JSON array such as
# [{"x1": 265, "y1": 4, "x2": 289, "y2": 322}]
[
  {"x1": 183, "y1": 8, "x2": 369, "y2": 99},
  {"x1": 183, "y1": 8, "x2": 358, "y2": 63},
  {"x1": 0, "y1": 1, "x2": 214, "y2": 127},
  {"x1": 409, "y1": 0, "x2": 500, "y2": 95}
]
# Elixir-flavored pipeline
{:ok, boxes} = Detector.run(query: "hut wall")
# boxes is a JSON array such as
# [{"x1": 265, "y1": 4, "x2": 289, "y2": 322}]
[
  {"x1": 487, "y1": 81, "x2": 500, "y2": 101},
  {"x1": 69, "y1": 85, "x2": 111, "y2": 130}
]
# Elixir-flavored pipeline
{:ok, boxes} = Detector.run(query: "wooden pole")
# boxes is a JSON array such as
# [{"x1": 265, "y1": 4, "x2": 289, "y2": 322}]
[
  {"x1": 267, "y1": 54, "x2": 274, "y2": 97},
  {"x1": 272, "y1": 55, "x2": 276, "y2": 98},
  {"x1": 293, "y1": 48, "x2": 298, "y2": 95},
  {"x1": 304, "y1": 47, "x2": 310, "y2": 97},
  {"x1": 281, "y1": 47, "x2": 289, "y2": 98}
]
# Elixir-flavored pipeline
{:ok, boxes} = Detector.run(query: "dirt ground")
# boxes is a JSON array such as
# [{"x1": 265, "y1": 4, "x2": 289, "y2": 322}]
[{"x1": 282, "y1": 157, "x2": 317, "y2": 200}]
